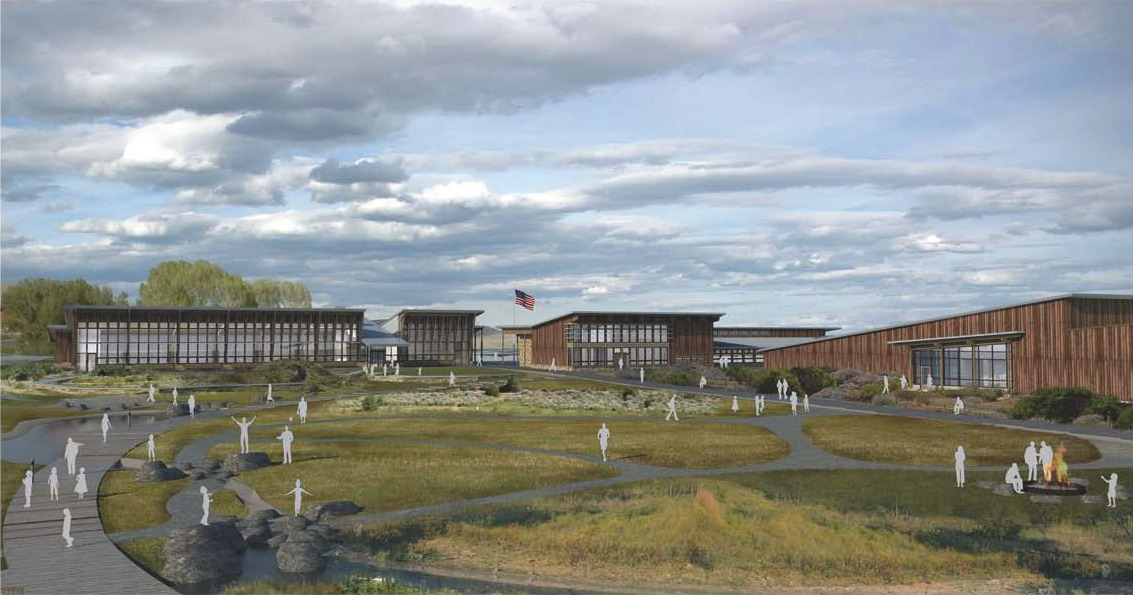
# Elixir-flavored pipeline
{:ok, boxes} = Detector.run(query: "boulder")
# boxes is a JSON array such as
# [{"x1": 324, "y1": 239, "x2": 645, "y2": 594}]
[
  {"x1": 269, "y1": 515, "x2": 308, "y2": 534},
  {"x1": 168, "y1": 403, "x2": 190, "y2": 417},
  {"x1": 196, "y1": 457, "x2": 221, "y2": 472},
  {"x1": 240, "y1": 521, "x2": 273, "y2": 546},
  {"x1": 276, "y1": 541, "x2": 325, "y2": 574},
  {"x1": 303, "y1": 500, "x2": 361, "y2": 522},
  {"x1": 78, "y1": 403, "x2": 90, "y2": 410},
  {"x1": 286, "y1": 529, "x2": 326, "y2": 551},
  {"x1": 162, "y1": 522, "x2": 246, "y2": 585},
  {"x1": 134, "y1": 461, "x2": 189, "y2": 483},
  {"x1": 266, "y1": 533, "x2": 289, "y2": 549},
  {"x1": 992, "y1": 484, "x2": 1017, "y2": 497},
  {"x1": 248, "y1": 509, "x2": 281, "y2": 522},
  {"x1": 189, "y1": 469, "x2": 210, "y2": 480},
  {"x1": 308, "y1": 523, "x2": 338, "y2": 539},
  {"x1": 222, "y1": 452, "x2": 272, "y2": 474}
]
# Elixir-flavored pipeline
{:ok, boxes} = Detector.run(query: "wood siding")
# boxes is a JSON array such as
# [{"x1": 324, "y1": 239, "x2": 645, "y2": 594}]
[
  {"x1": 670, "y1": 315, "x2": 716, "y2": 364},
  {"x1": 525, "y1": 313, "x2": 719, "y2": 369},
  {"x1": 762, "y1": 297, "x2": 1133, "y2": 399},
  {"x1": 714, "y1": 327, "x2": 831, "y2": 338},
  {"x1": 530, "y1": 317, "x2": 569, "y2": 367}
]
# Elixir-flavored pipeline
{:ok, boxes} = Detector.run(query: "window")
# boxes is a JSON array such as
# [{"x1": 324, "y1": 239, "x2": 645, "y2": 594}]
[
  {"x1": 913, "y1": 348, "x2": 939, "y2": 385},
  {"x1": 913, "y1": 343, "x2": 1011, "y2": 389}
]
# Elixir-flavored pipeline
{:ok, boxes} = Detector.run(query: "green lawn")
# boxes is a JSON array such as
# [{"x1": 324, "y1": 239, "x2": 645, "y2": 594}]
[
  {"x1": 115, "y1": 537, "x2": 167, "y2": 578},
  {"x1": 1, "y1": 399, "x2": 84, "y2": 433},
  {"x1": 211, "y1": 488, "x2": 248, "y2": 518},
  {"x1": 98, "y1": 469, "x2": 190, "y2": 533},
  {"x1": 208, "y1": 440, "x2": 618, "y2": 516},
  {"x1": 802, "y1": 415, "x2": 1102, "y2": 466},
  {"x1": 246, "y1": 418, "x2": 790, "y2": 469}
]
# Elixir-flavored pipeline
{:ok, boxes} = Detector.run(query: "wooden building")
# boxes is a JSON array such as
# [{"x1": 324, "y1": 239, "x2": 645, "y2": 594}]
[
  {"x1": 713, "y1": 326, "x2": 839, "y2": 365},
  {"x1": 50, "y1": 305, "x2": 366, "y2": 371},
  {"x1": 760, "y1": 294, "x2": 1133, "y2": 399},
  {"x1": 378, "y1": 309, "x2": 483, "y2": 366},
  {"x1": 503, "y1": 311, "x2": 722, "y2": 370}
]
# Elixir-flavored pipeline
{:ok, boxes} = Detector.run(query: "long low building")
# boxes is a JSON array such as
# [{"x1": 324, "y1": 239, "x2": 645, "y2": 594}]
[
  {"x1": 713, "y1": 326, "x2": 839, "y2": 365},
  {"x1": 759, "y1": 293, "x2": 1133, "y2": 399}
]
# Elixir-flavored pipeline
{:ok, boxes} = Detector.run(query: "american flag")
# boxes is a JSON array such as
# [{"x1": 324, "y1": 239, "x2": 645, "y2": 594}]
[{"x1": 514, "y1": 289, "x2": 536, "y2": 311}]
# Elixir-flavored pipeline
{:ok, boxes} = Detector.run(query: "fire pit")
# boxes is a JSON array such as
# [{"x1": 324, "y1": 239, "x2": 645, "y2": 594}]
[{"x1": 1023, "y1": 441, "x2": 1087, "y2": 496}]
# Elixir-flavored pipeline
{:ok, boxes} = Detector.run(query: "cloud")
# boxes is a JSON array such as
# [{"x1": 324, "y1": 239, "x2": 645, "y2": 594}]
[
  {"x1": 60, "y1": 211, "x2": 219, "y2": 242},
  {"x1": 1, "y1": 183, "x2": 60, "y2": 203},
  {"x1": 309, "y1": 158, "x2": 408, "y2": 185}
]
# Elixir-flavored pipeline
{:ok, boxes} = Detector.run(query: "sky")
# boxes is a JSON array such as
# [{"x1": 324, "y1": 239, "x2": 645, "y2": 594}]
[{"x1": 1, "y1": 1, "x2": 1131, "y2": 331}]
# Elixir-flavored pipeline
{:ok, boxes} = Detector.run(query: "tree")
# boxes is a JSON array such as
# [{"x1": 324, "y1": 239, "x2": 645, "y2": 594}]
[
  {"x1": 1, "y1": 278, "x2": 127, "y2": 353},
  {"x1": 249, "y1": 279, "x2": 312, "y2": 308},
  {"x1": 137, "y1": 260, "x2": 255, "y2": 307}
]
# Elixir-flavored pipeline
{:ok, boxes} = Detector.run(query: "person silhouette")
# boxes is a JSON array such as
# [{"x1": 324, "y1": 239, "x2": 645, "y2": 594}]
[
  {"x1": 187, "y1": 393, "x2": 196, "y2": 418},
  {"x1": 382, "y1": 363, "x2": 388, "y2": 376},
  {"x1": 266, "y1": 383, "x2": 274, "y2": 403},
  {"x1": 100, "y1": 413, "x2": 113, "y2": 443},
  {"x1": 899, "y1": 375, "x2": 908, "y2": 390},
  {"x1": 1024, "y1": 441, "x2": 1038, "y2": 482},
  {"x1": 277, "y1": 425, "x2": 295, "y2": 464},
  {"x1": 286, "y1": 479, "x2": 312, "y2": 517},
  {"x1": 147, "y1": 434, "x2": 156, "y2": 461},
  {"x1": 597, "y1": 423, "x2": 611, "y2": 461},
  {"x1": 665, "y1": 395, "x2": 679, "y2": 422},
  {"x1": 776, "y1": 378, "x2": 783, "y2": 400},
  {"x1": 199, "y1": 486, "x2": 212, "y2": 525},
  {"x1": 1005, "y1": 463, "x2": 1024, "y2": 494},
  {"x1": 64, "y1": 437, "x2": 83, "y2": 476},
  {"x1": 22, "y1": 470, "x2": 33, "y2": 508},
  {"x1": 789, "y1": 391, "x2": 798, "y2": 415},
  {"x1": 449, "y1": 372, "x2": 456, "y2": 387},
  {"x1": 953, "y1": 396, "x2": 964, "y2": 415},
  {"x1": 172, "y1": 387, "x2": 179, "y2": 405},
  {"x1": 297, "y1": 397, "x2": 308, "y2": 424},
  {"x1": 551, "y1": 358, "x2": 556, "y2": 372},
  {"x1": 756, "y1": 394, "x2": 764, "y2": 416},
  {"x1": 731, "y1": 396, "x2": 739, "y2": 413},
  {"x1": 1039, "y1": 441, "x2": 1054, "y2": 483},
  {"x1": 618, "y1": 358, "x2": 624, "y2": 371},
  {"x1": 803, "y1": 393, "x2": 810, "y2": 413},
  {"x1": 48, "y1": 467, "x2": 60, "y2": 501},
  {"x1": 62, "y1": 508, "x2": 74, "y2": 548},
  {"x1": 417, "y1": 367, "x2": 422, "y2": 376},
  {"x1": 395, "y1": 363, "x2": 400, "y2": 376},
  {"x1": 640, "y1": 367, "x2": 645, "y2": 384},
  {"x1": 74, "y1": 467, "x2": 88, "y2": 499},
  {"x1": 699, "y1": 376, "x2": 707, "y2": 389},
  {"x1": 882, "y1": 375, "x2": 890, "y2": 394},
  {"x1": 954, "y1": 446, "x2": 966, "y2": 487},
  {"x1": 232, "y1": 416, "x2": 258, "y2": 454},
  {"x1": 147, "y1": 383, "x2": 156, "y2": 403},
  {"x1": 925, "y1": 374, "x2": 934, "y2": 391},
  {"x1": 1101, "y1": 473, "x2": 1119, "y2": 508}
]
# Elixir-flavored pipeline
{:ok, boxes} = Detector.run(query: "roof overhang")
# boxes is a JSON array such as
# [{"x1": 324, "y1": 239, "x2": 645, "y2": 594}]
[{"x1": 888, "y1": 331, "x2": 1025, "y2": 348}]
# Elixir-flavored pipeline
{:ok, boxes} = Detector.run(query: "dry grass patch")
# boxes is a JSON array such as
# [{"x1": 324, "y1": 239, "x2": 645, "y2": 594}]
[{"x1": 98, "y1": 469, "x2": 190, "y2": 533}]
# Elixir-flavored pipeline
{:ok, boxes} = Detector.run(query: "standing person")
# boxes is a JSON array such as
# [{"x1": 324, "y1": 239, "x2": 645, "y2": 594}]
[
  {"x1": 449, "y1": 372, "x2": 456, "y2": 387},
  {"x1": 172, "y1": 387, "x2": 179, "y2": 405},
  {"x1": 775, "y1": 378, "x2": 783, "y2": 400},
  {"x1": 100, "y1": 413, "x2": 113, "y2": 443},
  {"x1": 803, "y1": 393, "x2": 810, "y2": 413},
  {"x1": 418, "y1": 367, "x2": 422, "y2": 376},
  {"x1": 266, "y1": 383, "x2": 274, "y2": 403},
  {"x1": 953, "y1": 396, "x2": 964, "y2": 415},
  {"x1": 277, "y1": 425, "x2": 295, "y2": 464},
  {"x1": 48, "y1": 467, "x2": 60, "y2": 501},
  {"x1": 900, "y1": 375, "x2": 908, "y2": 390},
  {"x1": 147, "y1": 383, "x2": 156, "y2": 403},
  {"x1": 147, "y1": 434, "x2": 157, "y2": 462},
  {"x1": 882, "y1": 375, "x2": 890, "y2": 394},
  {"x1": 62, "y1": 508, "x2": 74, "y2": 548},
  {"x1": 287, "y1": 479, "x2": 312, "y2": 517},
  {"x1": 1024, "y1": 442, "x2": 1039, "y2": 482},
  {"x1": 789, "y1": 391, "x2": 798, "y2": 415},
  {"x1": 618, "y1": 358, "x2": 624, "y2": 371},
  {"x1": 639, "y1": 367, "x2": 645, "y2": 384},
  {"x1": 74, "y1": 468, "x2": 88, "y2": 499},
  {"x1": 297, "y1": 397, "x2": 308, "y2": 424},
  {"x1": 22, "y1": 470, "x2": 34, "y2": 508},
  {"x1": 665, "y1": 395, "x2": 680, "y2": 422},
  {"x1": 187, "y1": 393, "x2": 196, "y2": 418},
  {"x1": 954, "y1": 446, "x2": 966, "y2": 488},
  {"x1": 199, "y1": 486, "x2": 212, "y2": 526},
  {"x1": 231, "y1": 416, "x2": 258, "y2": 454},
  {"x1": 756, "y1": 394, "x2": 764, "y2": 416},
  {"x1": 731, "y1": 396, "x2": 739, "y2": 413},
  {"x1": 382, "y1": 363, "x2": 388, "y2": 377},
  {"x1": 551, "y1": 358, "x2": 557, "y2": 372},
  {"x1": 1101, "y1": 473, "x2": 1120, "y2": 508},
  {"x1": 597, "y1": 423, "x2": 611, "y2": 461},
  {"x1": 925, "y1": 374, "x2": 934, "y2": 391},
  {"x1": 64, "y1": 437, "x2": 83, "y2": 475},
  {"x1": 1039, "y1": 441, "x2": 1054, "y2": 482}
]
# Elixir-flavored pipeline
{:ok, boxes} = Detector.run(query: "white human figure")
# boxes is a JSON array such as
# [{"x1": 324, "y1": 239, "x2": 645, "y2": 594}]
[
  {"x1": 266, "y1": 383, "x2": 274, "y2": 403},
  {"x1": 1024, "y1": 441, "x2": 1038, "y2": 482},
  {"x1": 640, "y1": 367, "x2": 645, "y2": 384},
  {"x1": 882, "y1": 375, "x2": 890, "y2": 394},
  {"x1": 618, "y1": 358, "x2": 624, "y2": 371},
  {"x1": 756, "y1": 395, "x2": 764, "y2": 416},
  {"x1": 297, "y1": 397, "x2": 308, "y2": 424},
  {"x1": 775, "y1": 378, "x2": 783, "y2": 400},
  {"x1": 417, "y1": 367, "x2": 422, "y2": 376},
  {"x1": 383, "y1": 363, "x2": 388, "y2": 376},
  {"x1": 62, "y1": 508, "x2": 74, "y2": 548},
  {"x1": 147, "y1": 434, "x2": 157, "y2": 461},
  {"x1": 954, "y1": 446, "x2": 966, "y2": 487},
  {"x1": 1039, "y1": 441, "x2": 1054, "y2": 483},
  {"x1": 731, "y1": 396, "x2": 739, "y2": 413},
  {"x1": 22, "y1": 470, "x2": 33, "y2": 508},
  {"x1": 172, "y1": 387, "x2": 179, "y2": 405},
  {"x1": 232, "y1": 416, "x2": 258, "y2": 454},
  {"x1": 925, "y1": 374, "x2": 934, "y2": 391},
  {"x1": 597, "y1": 423, "x2": 611, "y2": 461},
  {"x1": 277, "y1": 425, "x2": 295, "y2": 464},
  {"x1": 448, "y1": 372, "x2": 456, "y2": 387},
  {"x1": 74, "y1": 468, "x2": 88, "y2": 499},
  {"x1": 699, "y1": 376, "x2": 707, "y2": 389},
  {"x1": 147, "y1": 383, "x2": 156, "y2": 403},
  {"x1": 48, "y1": 467, "x2": 60, "y2": 501},
  {"x1": 900, "y1": 375, "x2": 908, "y2": 390},
  {"x1": 551, "y1": 358, "x2": 557, "y2": 372},
  {"x1": 953, "y1": 396, "x2": 964, "y2": 415},
  {"x1": 199, "y1": 486, "x2": 212, "y2": 525},
  {"x1": 395, "y1": 363, "x2": 400, "y2": 376},
  {"x1": 64, "y1": 437, "x2": 83, "y2": 475},
  {"x1": 789, "y1": 391, "x2": 798, "y2": 415},
  {"x1": 1005, "y1": 463, "x2": 1024, "y2": 494},
  {"x1": 100, "y1": 413, "x2": 112, "y2": 443},
  {"x1": 188, "y1": 394, "x2": 196, "y2": 418},
  {"x1": 1101, "y1": 473, "x2": 1119, "y2": 508},
  {"x1": 665, "y1": 395, "x2": 679, "y2": 422},
  {"x1": 287, "y1": 479, "x2": 312, "y2": 517},
  {"x1": 803, "y1": 393, "x2": 810, "y2": 413}
]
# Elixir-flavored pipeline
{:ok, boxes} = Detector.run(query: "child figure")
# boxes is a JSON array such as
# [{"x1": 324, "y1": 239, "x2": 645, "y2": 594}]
[
  {"x1": 1101, "y1": 473, "x2": 1119, "y2": 508},
  {"x1": 731, "y1": 396, "x2": 739, "y2": 413}
]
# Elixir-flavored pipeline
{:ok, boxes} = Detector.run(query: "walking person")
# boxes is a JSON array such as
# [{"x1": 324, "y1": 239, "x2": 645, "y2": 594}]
[
  {"x1": 882, "y1": 375, "x2": 890, "y2": 394},
  {"x1": 62, "y1": 508, "x2": 74, "y2": 548},
  {"x1": 789, "y1": 391, "x2": 798, "y2": 415},
  {"x1": 199, "y1": 486, "x2": 212, "y2": 525},
  {"x1": 597, "y1": 423, "x2": 611, "y2": 461},
  {"x1": 147, "y1": 383, "x2": 156, "y2": 403},
  {"x1": 803, "y1": 393, "x2": 810, "y2": 413},
  {"x1": 665, "y1": 395, "x2": 679, "y2": 422},
  {"x1": 100, "y1": 413, "x2": 113, "y2": 443}
]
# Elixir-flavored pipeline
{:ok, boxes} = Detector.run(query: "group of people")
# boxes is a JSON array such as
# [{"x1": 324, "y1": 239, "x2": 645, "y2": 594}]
[
  {"x1": 773, "y1": 379, "x2": 810, "y2": 415},
  {"x1": 18, "y1": 437, "x2": 94, "y2": 548},
  {"x1": 879, "y1": 374, "x2": 910, "y2": 394},
  {"x1": 148, "y1": 383, "x2": 200, "y2": 415}
]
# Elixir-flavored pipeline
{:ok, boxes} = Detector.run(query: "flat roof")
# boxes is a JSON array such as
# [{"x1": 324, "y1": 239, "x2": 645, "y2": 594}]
[
  {"x1": 759, "y1": 293, "x2": 1133, "y2": 353},
  {"x1": 714, "y1": 326, "x2": 841, "y2": 331},
  {"x1": 888, "y1": 331, "x2": 1025, "y2": 347},
  {"x1": 392, "y1": 309, "x2": 484, "y2": 317},
  {"x1": 716, "y1": 337, "x2": 824, "y2": 350},
  {"x1": 65, "y1": 305, "x2": 366, "y2": 314},
  {"x1": 523, "y1": 311, "x2": 725, "y2": 328}
]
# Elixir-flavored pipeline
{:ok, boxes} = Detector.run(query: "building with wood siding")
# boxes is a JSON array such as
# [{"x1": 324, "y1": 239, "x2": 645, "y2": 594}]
[
  {"x1": 377, "y1": 309, "x2": 483, "y2": 366},
  {"x1": 713, "y1": 326, "x2": 839, "y2": 365},
  {"x1": 759, "y1": 294, "x2": 1133, "y2": 399},
  {"x1": 503, "y1": 311, "x2": 722, "y2": 370}
]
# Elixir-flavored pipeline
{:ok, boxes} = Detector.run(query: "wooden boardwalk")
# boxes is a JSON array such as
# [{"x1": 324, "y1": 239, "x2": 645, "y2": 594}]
[{"x1": 2, "y1": 426, "x2": 176, "y2": 594}]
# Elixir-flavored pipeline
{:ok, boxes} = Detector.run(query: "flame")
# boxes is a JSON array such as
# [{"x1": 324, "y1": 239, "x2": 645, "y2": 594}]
[{"x1": 1052, "y1": 442, "x2": 1070, "y2": 486}]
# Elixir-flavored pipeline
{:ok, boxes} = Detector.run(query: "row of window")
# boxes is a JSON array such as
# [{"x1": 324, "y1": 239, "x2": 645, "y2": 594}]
[
  {"x1": 912, "y1": 343, "x2": 1011, "y2": 388},
  {"x1": 713, "y1": 348, "x2": 762, "y2": 365},
  {"x1": 566, "y1": 323, "x2": 670, "y2": 344},
  {"x1": 570, "y1": 346, "x2": 669, "y2": 367}
]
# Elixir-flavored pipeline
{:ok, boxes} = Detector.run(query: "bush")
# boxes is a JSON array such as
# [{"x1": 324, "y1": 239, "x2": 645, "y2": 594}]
[
  {"x1": 789, "y1": 366, "x2": 836, "y2": 395},
  {"x1": 1072, "y1": 413, "x2": 1106, "y2": 427},
  {"x1": 360, "y1": 395, "x2": 382, "y2": 411},
  {"x1": 851, "y1": 381, "x2": 885, "y2": 402},
  {"x1": 0, "y1": 361, "x2": 62, "y2": 381},
  {"x1": 621, "y1": 387, "x2": 636, "y2": 402},
  {"x1": 726, "y1": 367, "x2": 799, "y2": 394},
  {"x1": 483, "y1": 384, "x2": 500, "y2": 397},
  {"x1": 1010, "y1": 387, "x2": 1097, "y2": 424},
  {"x1": 500, "y1": 375, "x2": 521, "y2": 393},
  {"x1": 1116, "y1": 407, "x2": 1133, "y2": 430},
  {"x1": 1087, "y1": 394, "x2": 1127, "y2": 422},
  {"x1": 872, "y1": 394, "x2": 897, "y2": 407}
]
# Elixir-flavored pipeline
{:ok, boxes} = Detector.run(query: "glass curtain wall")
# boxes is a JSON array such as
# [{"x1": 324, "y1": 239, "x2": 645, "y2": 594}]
[
  {"x1": 912, "y1": 343, "x2": 1011, "y2": 389},
  {"x1": 567, "y1": 322, "x2": 671, "y2": 367}
]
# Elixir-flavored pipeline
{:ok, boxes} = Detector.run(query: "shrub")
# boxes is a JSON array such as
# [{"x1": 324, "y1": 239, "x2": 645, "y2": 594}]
[
  {"x1": 1010, "y1": 387, "x2": 1097, "y2": 424},
  {"x1": 726, "y1": 367, "x2": 799, "y2": 394},
  {"x1": 0, "y1": 361, "x2": 62, "y2": 381},
  {"x1": 483, "y1": 384, "x2": 500, "y2": 397},
  {"x1": 852, "y1": 381, "x2": 885, "y2": 402},
  {"x1": 1116, "y1": 407, "x2": 1133, "y2": 430},
  {"x1": 360, "y1": 395, "x2": 382, "y2": 411},
  {"x1": 500, "y1": 375, "x2": 521, "y2": 393},
  {"x1": 1087, "y1": 394, "x2": 1127, "y2": 422},
  {"x1": 1072, "y1": 413, "x2": 1106, "y2": 427},
  {"x1": 789, "y1": 366, "x2": 836, "y2": 394},
  {"x1": 872, "y1": 394, "x2": 897, "y2": 407},
  {"x1": 621, "y1": 387, "x2": 636, "y2": 401}
]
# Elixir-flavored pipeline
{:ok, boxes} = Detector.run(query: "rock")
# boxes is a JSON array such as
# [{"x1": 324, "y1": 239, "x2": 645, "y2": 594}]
[
  {"x1": 1081, "y1": 495, "x2": 1105, "y2": 505},
  {"x1": 1029, "y1": 495, "x2": 1063, "y2": 504},
  {"x1": 134, "y1": 461, "x2": 189, "y2": 483},
  {"x1": 63, "y1": 401, "x2": 74, "y2": 408},
  {"x1": 101, "y1": 406, "x2": 112, "y2": 412},
  {"x1": 269, "y1": 515, "x2": 308, "y2": 534},
  {"x1": 240, "y1": 521, "x2": 273, "y2": 545},
  {"x1": 248, "y1": 509, "x2": 281, "y2": 522},
  {"x1": 168, "y1": 403, "x2": 190, "y2": 417},
  {"x1": 189, "y1": 469, "x2": 210, "y2": 480},
  {"x1": 119, "y1": 402, "x2": 130, "y2": 410},
  {"x1": 266, "y1": 534, "x2": 289, "y2": 549},
  {"x1": 173, "y1": 461, "x2": 195, "y2": 472},
  {"x1": 162, "y1": 522, "x2": 246, "y2": 585},
  {"x1": 196, "y1": 458, "x2": 221, "y2": 471},
  {"x1": 212, "y1": 515, "x2": 240, "y2": 525},
  {"x1": 78, "y1": 403, "x2": 90, "y2": 410},
  {"x1": 308, "y1": 523, "x2": 338, "y2": 539},
  {"x1": 992, "y1": 484, "x2": 1017, "y2": 497},
  {"x1": 222, "y1": 452, "x2": 272, "y2": 474},
  {"x1": 303, "y1": 500, "x2": 361, "y2": 522},
  {"x1": 276, "y1": 541, "x2": 326, "y2": 573},
  {"x1": 286, "y1": 529, "x2": 326, "y2": 551}
]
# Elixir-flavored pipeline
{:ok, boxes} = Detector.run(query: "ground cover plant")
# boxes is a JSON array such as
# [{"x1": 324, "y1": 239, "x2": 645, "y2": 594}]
[
  {"x1": 1011, "y1": 387, "x2": 1131, "y2": 427},
  {"x1": 1, "y1": 396, "x2": 84, "y2": 433},
  {"x1": 114, "y1": 537, "x2": 167, "y2": 578},
  {"x1": 99, "y1": 469, "x2": 191, "y2": 533},
  {"x1": 802, "y1": 415, "x2": 1101, "y2": 466}
]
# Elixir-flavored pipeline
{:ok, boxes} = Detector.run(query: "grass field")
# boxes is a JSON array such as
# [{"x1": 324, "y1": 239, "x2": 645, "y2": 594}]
[
  {"x1": 246, "y1": 418, "x2": 790, "y2": 469},
  {"x1": 350, "y1": 472, "x2": 1133, "y2": 591},
  {"x1": 207, "y1": 440, "x2": 617, "y2": 516},
  {"x1": 803, "y1": 415, "x2": 1102, "y2": 466},
  {"x1": 98, "y1": 469, "x2": 190, "y2": 533},
  {"x1": 114, "y1": 537, "x2": 167, "y2": 577},
  {"x1": 211, "y1": 488, "x2": 248, "y2": 518}
]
